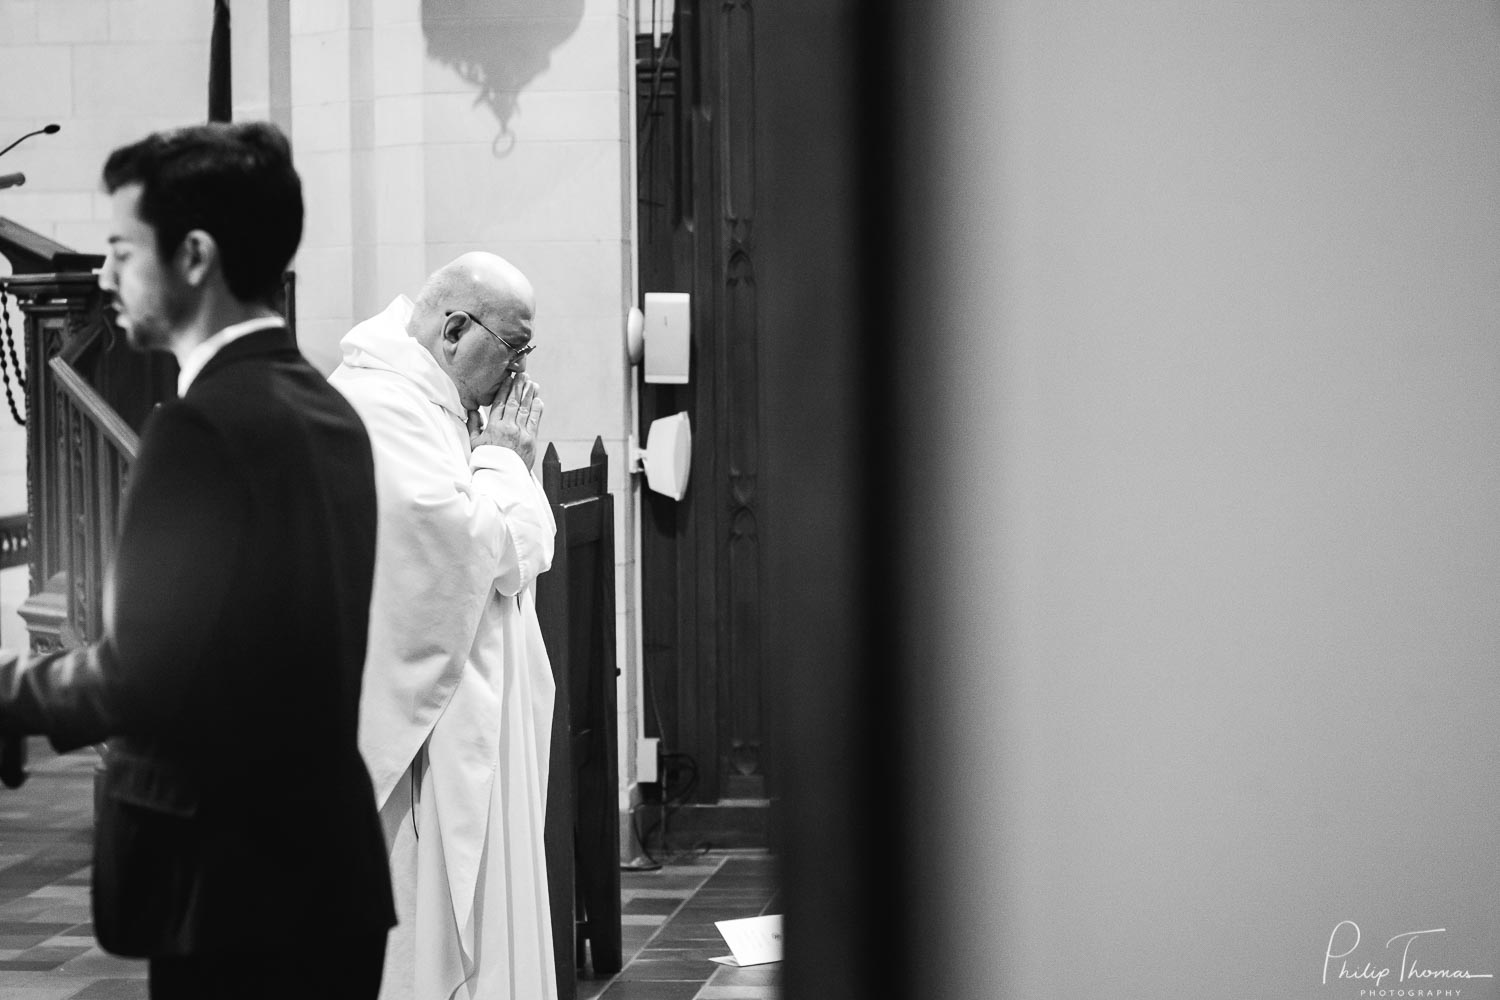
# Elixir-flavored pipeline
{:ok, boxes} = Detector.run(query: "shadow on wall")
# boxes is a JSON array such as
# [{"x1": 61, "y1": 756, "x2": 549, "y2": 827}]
[{"x1": 421, "y1": 0, "x2": 586, "y2": 155}]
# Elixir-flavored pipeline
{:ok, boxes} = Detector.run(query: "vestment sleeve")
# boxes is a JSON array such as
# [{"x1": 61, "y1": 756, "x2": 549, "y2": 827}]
[
  {"x1": 337, "y1": 374, "x2": 560, "y2": 805},
  {"x1": 352, "y1": 391, "x2": 531, "y2": 676},
  {"x1": 469, "y1": 444, "x2": 556, "y2": 597}
]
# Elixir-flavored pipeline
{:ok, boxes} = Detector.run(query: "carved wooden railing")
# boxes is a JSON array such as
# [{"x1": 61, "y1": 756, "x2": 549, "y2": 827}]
[
  {"x1": 0, "y1": 270, "x2": 175, "y2": 653},
  {"x1": 0, "y1": 359, "x2": 134, "y2": 789},
  {"x1": 33, "y1": 356, "x2": 140, "y2": 646}
]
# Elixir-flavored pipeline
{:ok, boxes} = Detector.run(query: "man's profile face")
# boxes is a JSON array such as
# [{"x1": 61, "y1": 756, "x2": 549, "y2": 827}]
[{"x1": 98, "y1": 183, "x2": 191, "y2": 352}]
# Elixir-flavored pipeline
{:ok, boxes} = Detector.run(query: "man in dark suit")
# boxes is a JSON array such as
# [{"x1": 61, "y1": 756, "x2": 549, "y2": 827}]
[{"x1": 0, "y1": 122, "x2": 394, "y2": 998}]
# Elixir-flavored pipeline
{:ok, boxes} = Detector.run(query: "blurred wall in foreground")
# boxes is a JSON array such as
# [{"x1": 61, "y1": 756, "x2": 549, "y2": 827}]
[
  {"x1": 904, "y1": 2, "x2": 1500, "y2": 996},
  {"x1": 762, "y1": 3, "x2": 1500, "y2": 999}
]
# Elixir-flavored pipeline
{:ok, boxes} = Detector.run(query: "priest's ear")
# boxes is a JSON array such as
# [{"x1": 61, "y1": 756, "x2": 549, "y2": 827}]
[
  {"x1": 434, "y1": 311, "x2": 467, "y2": 365},
  {"x1": 441, "y1": 311, "x2": 469, "y2": 344}
]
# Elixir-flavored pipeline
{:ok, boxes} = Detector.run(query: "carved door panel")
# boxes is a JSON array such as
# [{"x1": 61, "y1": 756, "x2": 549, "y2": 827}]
[{"x1": 637, "y1": 0, "x2": 766, "y2": 809}]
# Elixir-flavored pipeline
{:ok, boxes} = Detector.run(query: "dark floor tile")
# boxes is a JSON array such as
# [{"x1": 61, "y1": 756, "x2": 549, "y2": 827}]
[
  {"x1": 0, "y1": 875, "x2": 53, "y2": 890},
  {"x1": 675, "y1": 905, "x2": 765, "y2": 920},
  {"x1": 704, "y1": 865, "x2": 771, "y2": 875},
  {"x1": 644, "y1": 930, "x2": 722, "y2": 945},
  {"x1": 620, "y1": 874, "x2": 714, "y2": 891},
  {"x1": 0, "y1": 920, "x2": 76, "y2": 935},
  {"x1": 615, "y1": 957, "x2": 716, "y2": 982},
  {"x1": 22, "y1": 944, "x2": 93, "y2": 965},
  {"x1": 656, "y1": 919, "x2": 725, "y2": 934},
  {"x1": 646, "y1": 938, "x2": 724, "y2": 952},
  {"x1": 68, "y1": 980, "x2": 151, "y2": 1000},
  {"x1": 642, "y1": 945, "x2": 722, "y2": 956},
  {"x1": 15, "y1": 849, "x2": 90, "y2": 865},
  {"x1": 619, "y1": 875, "x2": 656, "y2": 888},
  {"x1": 703, "y1": 875, "x2": 775, "y2": 890},
  {"x1": 621, "y1": 896, "x2": 685, "y2": 916},
  {"x1": 0, "y1": 864, "x2": 89, "y2": 887},
  {"x1": 650, "y1": 917, "x2": 724, "y2": 932},
  {"x1": 710, "y1": 964, "x2": 781, "y2": 986},
  {"x1": 600, "y1": 980, "x2": 703, "y2": 1000},
  {"x1": 576, "y1": 977, "x2": 611, "y2": 1000},
  {"x1": 707, "y1": 873, "x2": 773, "y2": 886},
  {"x1": 0, "y1": 933, "x2": 58, "y2": 949},
  {"x1": 619, "y1": 867, "x2": 689, "y2": 880},
  {"x1": 651, "y1": 932, "x2": 722, "y2": 947},
  {"x1": 0, "y1": 958, "x2": 70, "y2": 970}
]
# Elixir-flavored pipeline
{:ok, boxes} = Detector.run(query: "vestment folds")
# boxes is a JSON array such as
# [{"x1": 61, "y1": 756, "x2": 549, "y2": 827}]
[{"x1": 330, "y1": 297, "x2": 557, "y2": 1000}]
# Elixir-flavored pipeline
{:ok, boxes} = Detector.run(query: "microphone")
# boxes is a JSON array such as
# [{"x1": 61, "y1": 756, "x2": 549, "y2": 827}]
[
  {"x1": 0, "y1": 123, "x2": 61, "y2": 160},
  {"x1": 0, "y1": 173, "x2": 24, "y2": 190}
]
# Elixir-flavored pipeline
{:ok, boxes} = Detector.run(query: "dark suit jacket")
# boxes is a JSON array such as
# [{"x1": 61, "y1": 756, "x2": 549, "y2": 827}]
[{"x1": 0, "y1": 326, "x2": 395, "y2": 957}]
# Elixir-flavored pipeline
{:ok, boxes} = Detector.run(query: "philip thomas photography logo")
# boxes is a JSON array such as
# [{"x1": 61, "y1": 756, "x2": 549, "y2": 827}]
[{"x1": 1323, "y1": 920, "x2": 1494, "y2": 998}]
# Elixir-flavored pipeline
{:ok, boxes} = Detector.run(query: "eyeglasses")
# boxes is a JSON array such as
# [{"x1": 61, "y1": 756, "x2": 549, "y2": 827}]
[{"x1": 455, "y1": 310, "x2": 536, "y2": 359}]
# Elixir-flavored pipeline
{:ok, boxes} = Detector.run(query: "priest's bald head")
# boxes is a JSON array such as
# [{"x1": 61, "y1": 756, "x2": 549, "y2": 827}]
[{"x1": 410, "y1": 252, "x2": 536, "y2": 413}]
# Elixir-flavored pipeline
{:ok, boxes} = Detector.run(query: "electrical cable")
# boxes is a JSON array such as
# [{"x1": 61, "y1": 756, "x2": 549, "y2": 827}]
[
  {"x1": 636, "y1": 31, "x2": 677, "y2": 180},
  {"x1": 622, "y1": 750, "x2": 709, "y2": 868}
]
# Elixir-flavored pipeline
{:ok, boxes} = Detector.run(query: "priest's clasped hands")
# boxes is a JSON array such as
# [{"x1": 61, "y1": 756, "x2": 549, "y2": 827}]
[{"x1": 467, "y1": 371, "x2": 544, "y2": 468}]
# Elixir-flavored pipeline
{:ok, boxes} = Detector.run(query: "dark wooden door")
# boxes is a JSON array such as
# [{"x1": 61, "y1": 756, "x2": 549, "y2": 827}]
[{"x1": 636, "y1": 0, "x2": 767, "y2": 830}]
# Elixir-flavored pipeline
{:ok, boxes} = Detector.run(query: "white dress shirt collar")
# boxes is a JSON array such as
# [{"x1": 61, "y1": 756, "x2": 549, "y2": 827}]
[{"x1": 177, "y1": 316, "x2": 285, "y2": 396}]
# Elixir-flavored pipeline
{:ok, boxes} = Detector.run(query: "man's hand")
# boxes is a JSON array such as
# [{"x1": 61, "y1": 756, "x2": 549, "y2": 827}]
[{"x1": 470, "y1": 374, "x2": 544, "y2": 469}]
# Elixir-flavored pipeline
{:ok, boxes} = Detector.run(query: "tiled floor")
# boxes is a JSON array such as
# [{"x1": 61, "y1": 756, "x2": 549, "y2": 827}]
[
  {"x1": 0, "y1": 744, "x2": 140, "y2": 1000},
  {"x1": 579, "y1": 853, "x2": 780, "y2": 1000},
  {"x1": 0, "y1": 744, "x2": 779, "y2": 1000}
]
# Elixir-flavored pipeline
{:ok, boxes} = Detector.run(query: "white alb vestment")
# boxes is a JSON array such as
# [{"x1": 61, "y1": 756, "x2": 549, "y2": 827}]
[{"x1": 329, "y1": 296, "x2": 557, "y2": 1000}]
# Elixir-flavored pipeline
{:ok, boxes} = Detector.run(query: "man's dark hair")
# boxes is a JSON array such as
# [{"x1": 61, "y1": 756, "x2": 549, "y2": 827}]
[{"x1": 102, "y1": 122, "x2": 303, "y2": 305}]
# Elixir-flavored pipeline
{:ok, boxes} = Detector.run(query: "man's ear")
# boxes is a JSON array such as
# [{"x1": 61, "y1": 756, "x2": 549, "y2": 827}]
[
  {"x1": 440, "y1": 312, "x2": 467, "y2": 348},
  {"x1": 176, "y1": 230, "x2": 218, "y2": 288}
]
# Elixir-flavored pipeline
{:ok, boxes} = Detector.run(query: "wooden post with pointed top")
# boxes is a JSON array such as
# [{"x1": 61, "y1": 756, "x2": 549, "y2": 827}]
[
  {"x1": 589, "y1": 435, "x2": 607, "y2": 484},
  {"x1": 208, "y1": 0, "x2": 231, "y2": 123},
  {"x1": 542, "y1": 441, "x2": 562, "y2": 501},
  {"x1": 539, "y1": 438, "x2": 622, "y2": 995}
]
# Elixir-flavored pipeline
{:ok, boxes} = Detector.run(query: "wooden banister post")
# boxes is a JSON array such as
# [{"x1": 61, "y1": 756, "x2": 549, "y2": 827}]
[
  {"x1": 542, "y1": 442, "x2": 562, "y2": 502},
  {"x1": 590, "y1": 435, "x2": 607, "y2": 481},
  {"x1": 539, "y1": 440, "x2": 623, "y2": 996}
]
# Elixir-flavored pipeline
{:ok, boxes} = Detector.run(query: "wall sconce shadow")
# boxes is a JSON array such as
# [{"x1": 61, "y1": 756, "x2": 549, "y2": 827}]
[{"x1": 421, "y1": 0, "x2": 587, "y2": 155}]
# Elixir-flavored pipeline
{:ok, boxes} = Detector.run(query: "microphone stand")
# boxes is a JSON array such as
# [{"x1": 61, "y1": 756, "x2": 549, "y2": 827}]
[{"x1": 0, "y1": 124, "x2": 60, "y2": 160}]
